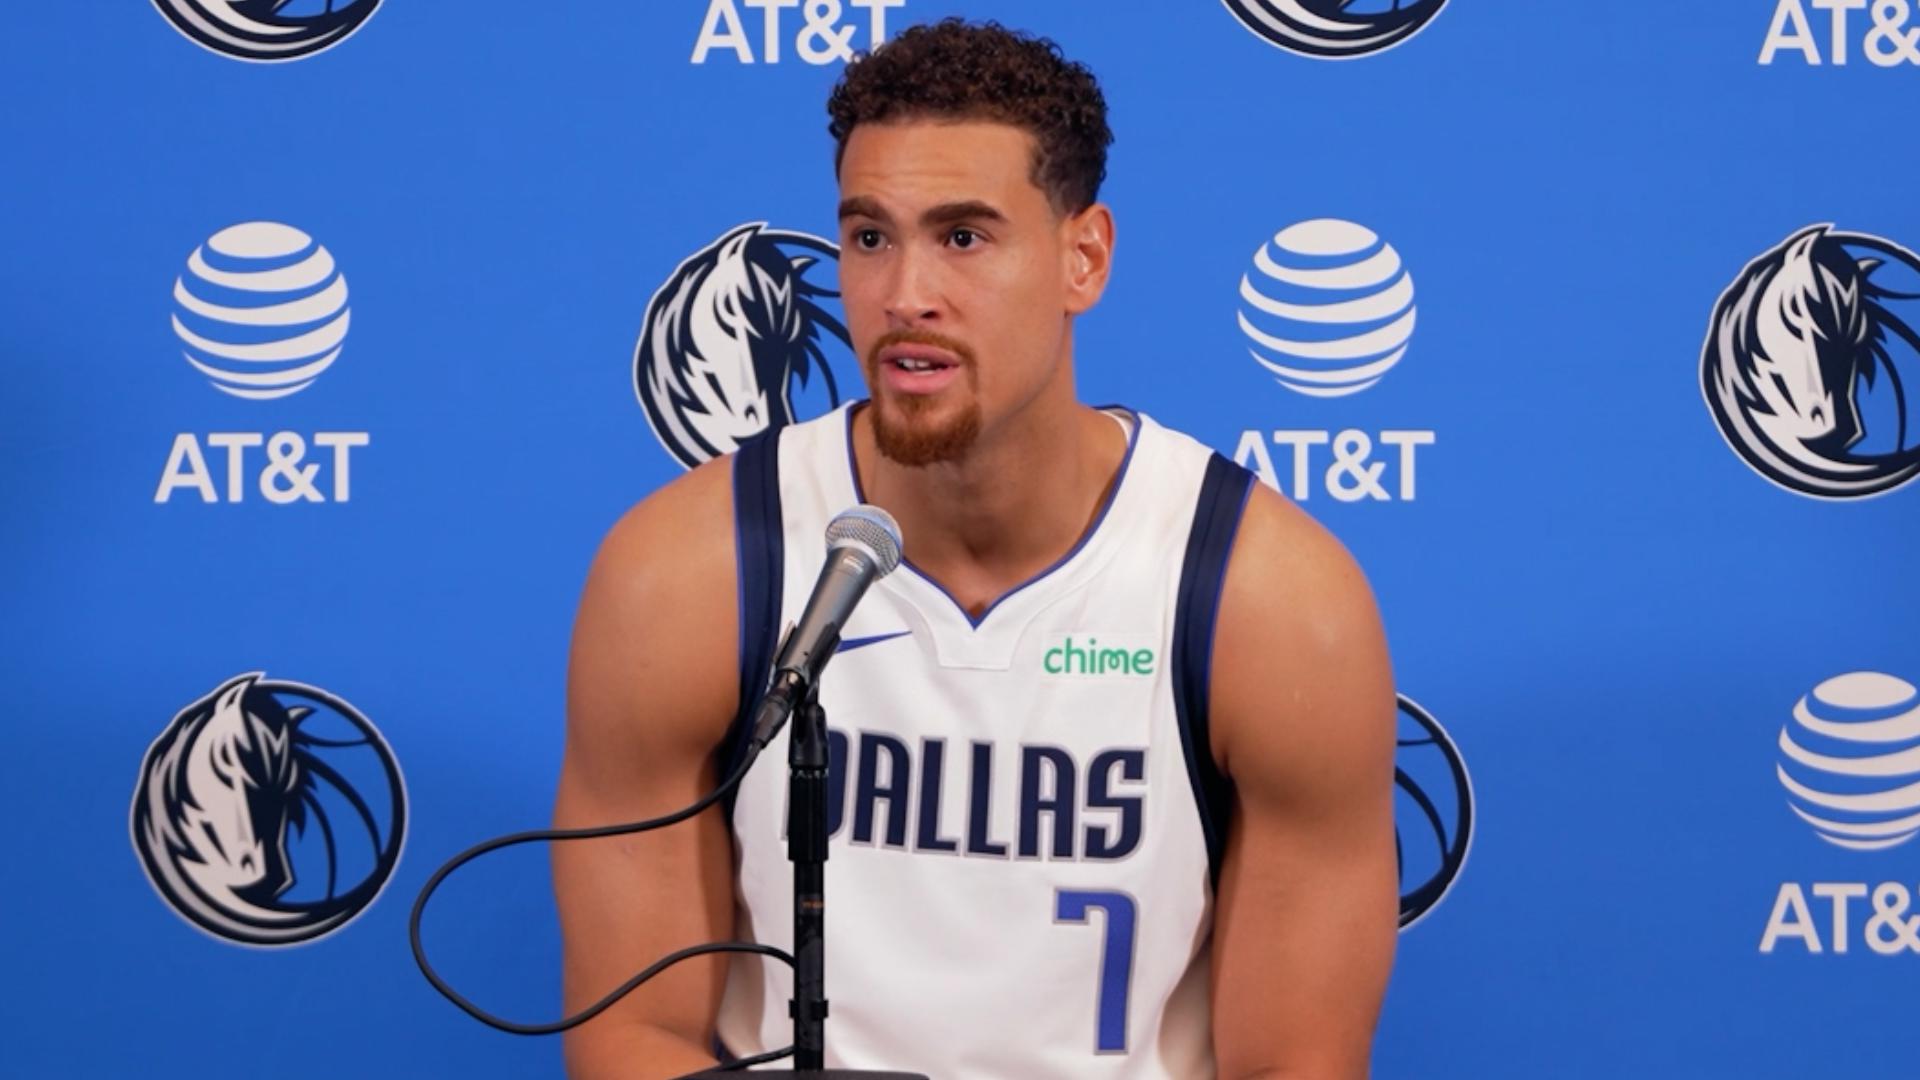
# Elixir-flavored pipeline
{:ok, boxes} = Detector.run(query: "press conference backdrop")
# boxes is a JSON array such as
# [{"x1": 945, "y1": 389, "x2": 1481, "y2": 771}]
[{"x1": 3, "y1": 2, "x2": 1916, "y2": 1076}]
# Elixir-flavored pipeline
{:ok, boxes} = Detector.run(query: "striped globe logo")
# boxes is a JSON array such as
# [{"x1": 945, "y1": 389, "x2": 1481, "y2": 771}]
[
  {"x1": 1776, "y1": 672, "x2": 1920, "y2": 851},
  {"x1": 1237, "y1": 218, "x2": 1416, "y2": 397},
  {"x1": 172, "y1": 222, "x2": 350, "y2": 400}
]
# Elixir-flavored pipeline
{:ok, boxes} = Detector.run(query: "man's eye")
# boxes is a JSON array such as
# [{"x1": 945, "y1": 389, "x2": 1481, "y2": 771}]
[
  {"x1": 855, "y1": 229, "x2": 884, "y2": 250},
  {"x1": 949, "y1": 228, "x2": 978, "y2": 249}
]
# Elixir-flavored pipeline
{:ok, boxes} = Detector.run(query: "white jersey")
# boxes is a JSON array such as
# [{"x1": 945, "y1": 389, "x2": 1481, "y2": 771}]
[{"x1": 715, "y1": 402, "x2": 1255, "y2": 1077}]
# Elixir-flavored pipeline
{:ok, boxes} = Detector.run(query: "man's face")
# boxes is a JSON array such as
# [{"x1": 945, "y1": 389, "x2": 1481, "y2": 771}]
[{"x1": 836, "y1": 119, "x2": 1075, "y2": 466}]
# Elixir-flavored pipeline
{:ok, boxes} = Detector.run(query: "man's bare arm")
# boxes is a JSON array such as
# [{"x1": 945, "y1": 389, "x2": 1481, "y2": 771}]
[
  {"x1": 1208, "y1": 484, "x2": 1399, "y2": 1080},
  {"x1": 553, "y1": 459, "x2": 740, "y2": 1079}
]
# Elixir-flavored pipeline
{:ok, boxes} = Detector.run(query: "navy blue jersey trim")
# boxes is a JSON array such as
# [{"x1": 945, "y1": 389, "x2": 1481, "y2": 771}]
[
  {"x1": 843, "y1": 401, "x2": 1142, "y2": 630},
  {"x1": 1171, "y1": 452, "x2": 1256, "y2": 890},
  {"x1": 722, "y1": 431, "x2": 785, "y2": 819}
]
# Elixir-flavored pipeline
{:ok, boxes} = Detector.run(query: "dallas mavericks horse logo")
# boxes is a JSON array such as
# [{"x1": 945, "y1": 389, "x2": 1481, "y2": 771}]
[
  {"x1": 152, "y1": 0, "x2": 383, "y2": 62},
  {"x1": 634, "y1": 223, "x2": 848, "y2": 469},
  {"x1": 1221, "y1": 0, "x2": 1450, "y2": 59},
  {"x1": 1702, "y1": 225, "x2": 1920, "y2": 499},
  {"x1": 130, "y1": 673, "x2": 406, "y2": 946},
  {"x1": 1395, "y1": 695, "x2": 1471, "y2": 929}
]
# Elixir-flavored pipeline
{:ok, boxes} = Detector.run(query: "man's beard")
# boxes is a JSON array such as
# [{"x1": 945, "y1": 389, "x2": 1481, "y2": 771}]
[
  {"x1": 867, "y1": 329, "x2": 982, "y2": 467},
  {"x1": 874, "y1": 394, "x2": 982, "y2": 467}
]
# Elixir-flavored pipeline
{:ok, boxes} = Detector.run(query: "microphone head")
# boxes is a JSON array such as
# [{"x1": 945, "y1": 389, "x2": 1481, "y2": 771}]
[{"x1": 826, "y1": 505, "x2": 903, "y2": 577}]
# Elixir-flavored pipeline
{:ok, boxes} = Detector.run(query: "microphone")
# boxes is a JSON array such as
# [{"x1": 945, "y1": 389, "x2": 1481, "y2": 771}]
[{"x1": 748, "y1": 505, "x2": 903, "y2": 750}]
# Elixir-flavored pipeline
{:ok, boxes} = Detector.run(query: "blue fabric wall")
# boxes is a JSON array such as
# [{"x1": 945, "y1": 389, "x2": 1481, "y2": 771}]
[{"x1": 4, "y1": 3, "x2": 1917, "y2": 1076}]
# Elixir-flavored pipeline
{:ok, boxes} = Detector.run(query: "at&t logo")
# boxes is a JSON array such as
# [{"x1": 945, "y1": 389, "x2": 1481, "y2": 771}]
[
  {"x1": 1702, "y1": 225, "x2": 1920, "y2": 499},
  {"x1": 172, "y1": 221, "x2": 348, "y2": 400},
  {"x1": 1760, "y1": 0, "x2": 1920, "y2": 66},
  {"x1": 131, "y1": 673, "x2": 406, "y2": 946},
  {"x1": 1221, "y1": 0, "x2": 1449, "y2": 60},
  {"x1": 156, "y1": 222, "x2": 369, "y2": 505},
  {"x1": 1760, "y1": 672, "x2": 1920, "y2": 955},
  {"x1": 1231, "y1": 219, "x2": 1435, "y2": 503},
  {"x1": 634, "y1": 222, "x2": 848, "y2": 468},
  {"x1": 153, "y1": 0, "x2": 382, "y2": 63},
  {"x1": 692, "y1": 0, "x2": 906, "y2": 65}
]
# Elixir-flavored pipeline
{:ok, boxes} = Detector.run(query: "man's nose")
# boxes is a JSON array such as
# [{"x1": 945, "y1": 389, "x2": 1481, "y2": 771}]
[{"x1": 882, "y1": 243, "x2": 941, "y2": 328}]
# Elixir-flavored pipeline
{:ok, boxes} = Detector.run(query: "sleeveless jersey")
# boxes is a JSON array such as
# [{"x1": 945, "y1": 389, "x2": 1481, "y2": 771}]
[{"x1": 715, "y1": 402, "x2": 1254, "y2": 1077}]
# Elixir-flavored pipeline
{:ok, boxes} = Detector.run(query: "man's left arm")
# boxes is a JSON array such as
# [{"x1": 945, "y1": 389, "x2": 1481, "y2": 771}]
[{"x1": 1207, "y1": 484, "x2": 1400, "y2": 1080}]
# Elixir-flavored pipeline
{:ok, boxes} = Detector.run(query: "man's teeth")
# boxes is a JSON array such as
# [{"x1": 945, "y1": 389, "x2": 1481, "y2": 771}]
[{"x1": 898, "y1": 358, "x2": 938, "y2": 371}]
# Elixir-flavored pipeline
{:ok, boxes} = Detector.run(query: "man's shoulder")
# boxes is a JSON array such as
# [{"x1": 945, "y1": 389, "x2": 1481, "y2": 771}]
[
  {"x1": 620, "y1": 451, "x2": 735, "y2": 531},
  {"x1": 1237, "y1": 477, "x2": 1350, "y2": 570},
  {"x1": 591, "y1": 455, "x2": 738, "y2": 608},
  {"x1": 1114, "y1": 406, "x2": 1211, "y2": 462},
  {"x1": 1111, "y1": 410, "x2": 1286, "y2": 545},
  {"x1": 1210, "y1": 477, "x2": 1390, "y2": 770},
  {"x1": 1226, "y1": 479, "x2": 1376, "y2": 645},
  {"x1": 568, "y1": 453, "x2": 743, "y2": 761}
]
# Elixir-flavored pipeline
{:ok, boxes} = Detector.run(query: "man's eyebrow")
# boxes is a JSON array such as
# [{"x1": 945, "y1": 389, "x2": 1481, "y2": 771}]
[
  {"x1": 921, "y1": 200, "x2": 1007, "y2": 227},
  {"x1": 837, "y1": 196, "x2": 890, "y2": 222},
  {"x1": 836, "y1": 198, "x2": 1010, "y2": 227}
]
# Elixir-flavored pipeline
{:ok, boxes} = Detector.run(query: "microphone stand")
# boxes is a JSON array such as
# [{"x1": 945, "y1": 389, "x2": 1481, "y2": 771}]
[
  {"x1": 779, "y1": 688, "x2": 927, "y2": 1079},
  {"x1": 787, "y1": 690, "x2": 831, "y2": 1069},
  {"x1": 694, "y1": 681, "x2": 926, "y2": 1079}
]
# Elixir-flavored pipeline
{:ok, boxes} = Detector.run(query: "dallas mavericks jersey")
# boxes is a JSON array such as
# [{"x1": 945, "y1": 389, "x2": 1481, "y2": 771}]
[{"x1": 715, "y1": 402, "x2": 1255, "y2": 1077}]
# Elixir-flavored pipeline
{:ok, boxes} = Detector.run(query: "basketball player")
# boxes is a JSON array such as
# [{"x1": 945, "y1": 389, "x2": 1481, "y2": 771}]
[{"x1": 554, "y1": 20, "x2": 1397, "y2": 1079}]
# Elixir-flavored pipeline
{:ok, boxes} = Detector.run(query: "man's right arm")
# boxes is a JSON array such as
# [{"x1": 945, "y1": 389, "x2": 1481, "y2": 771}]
[{"x1": 553, "y1": 458, "x2": 741, "y2": 1079}]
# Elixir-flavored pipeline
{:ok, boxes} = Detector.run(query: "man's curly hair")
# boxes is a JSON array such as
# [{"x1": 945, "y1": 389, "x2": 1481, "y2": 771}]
[{"x1": 827, "y1": 19, "x2": 1112, "y2": 216}]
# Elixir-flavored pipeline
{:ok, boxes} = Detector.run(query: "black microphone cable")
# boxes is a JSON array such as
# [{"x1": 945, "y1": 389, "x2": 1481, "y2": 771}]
[{"x1": 408, "y1": 741, "x2": 793, "y2": 1072}]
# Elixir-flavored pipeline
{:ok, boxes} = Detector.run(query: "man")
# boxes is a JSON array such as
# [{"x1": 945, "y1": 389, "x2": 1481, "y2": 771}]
[{"x1": 554, "y1": 19, "x2": 1396, "y2": 1079}]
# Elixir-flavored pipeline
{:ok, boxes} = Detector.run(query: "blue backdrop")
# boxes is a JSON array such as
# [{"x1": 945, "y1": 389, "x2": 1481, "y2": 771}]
[{"x1": 5, "y1": 2, "x2": 1918, "y2": 1076}]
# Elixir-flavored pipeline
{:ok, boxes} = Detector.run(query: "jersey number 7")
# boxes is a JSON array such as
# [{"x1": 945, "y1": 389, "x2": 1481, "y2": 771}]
[{"x1": 1054, "y1": 889, "x2": 1138, "y2": 1054}]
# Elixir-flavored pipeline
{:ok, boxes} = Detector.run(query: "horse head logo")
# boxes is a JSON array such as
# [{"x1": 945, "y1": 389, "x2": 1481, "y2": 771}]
[
  {"x1": 634, "y1": 223, "x2": 847, "y2": 469},
  {"x1": 1703, "y1": 225, "x2": 1920, "y2": 499},
  {"x1": 1395, "y1": 695, "x2": 1472, "y2": 930},
  {"x1": 1221, "y1": 0, "x2": 1451, "y2": 59},
  {"x1": 131, "y1": 673, "x2": 405, "y2": 946},
  {"x1": 152, "y1": 0, "x2": 384, "y2": 62}
]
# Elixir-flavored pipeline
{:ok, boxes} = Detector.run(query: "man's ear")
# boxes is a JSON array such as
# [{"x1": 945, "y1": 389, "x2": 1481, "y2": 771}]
[{"x1": 1063, "y1": 202, "x2": 1115, "y2": 315}]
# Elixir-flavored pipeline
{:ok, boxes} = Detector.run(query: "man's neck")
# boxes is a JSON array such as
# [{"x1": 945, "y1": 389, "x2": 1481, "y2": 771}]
[{"x1": 851, "y1": 387, "x2": 1130, "y2": 617}]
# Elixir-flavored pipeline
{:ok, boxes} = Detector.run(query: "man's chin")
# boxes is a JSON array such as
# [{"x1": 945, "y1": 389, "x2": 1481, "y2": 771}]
[{"x1": 872, "y1": 397, "x2": 983, "y2": 467}]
